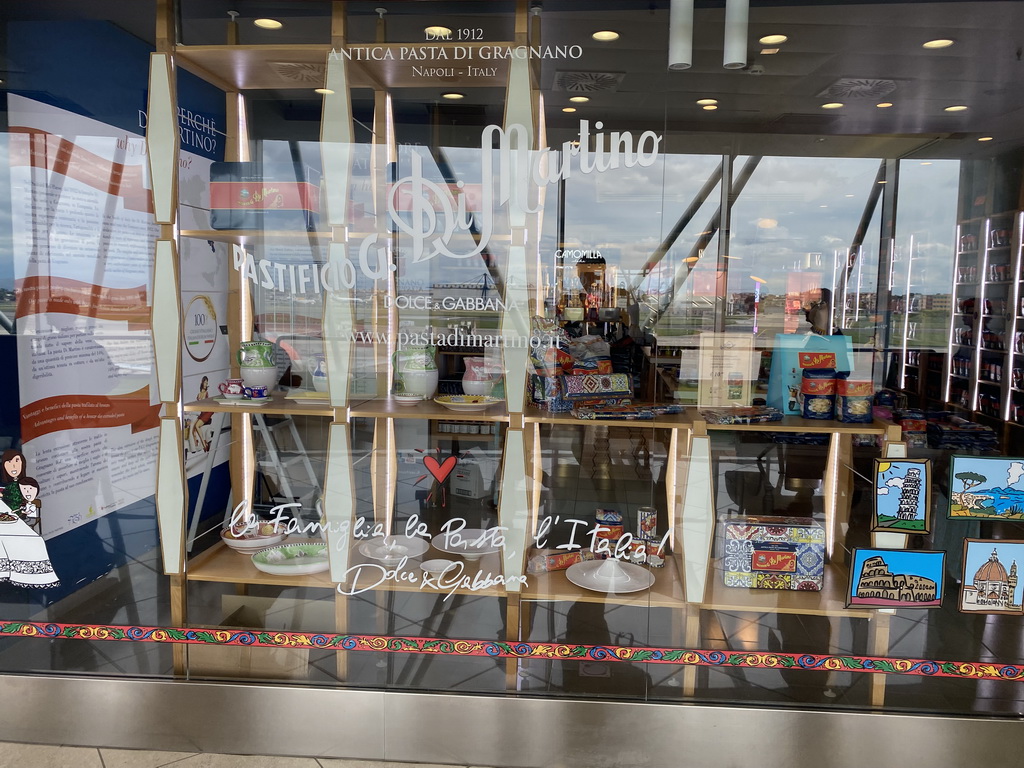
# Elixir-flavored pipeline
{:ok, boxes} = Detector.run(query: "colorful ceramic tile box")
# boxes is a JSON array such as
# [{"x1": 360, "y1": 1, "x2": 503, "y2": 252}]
[{"x1": 722, "y1": 516, "x2": 825, "y2": 591}]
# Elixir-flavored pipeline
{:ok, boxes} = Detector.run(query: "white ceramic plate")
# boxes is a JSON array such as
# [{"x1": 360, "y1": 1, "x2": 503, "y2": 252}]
[
  {"x1": 392, "y1": 395, "x2": 423, "y2": 407},
  {"x1": 252, "y1": 544, "x2": 330, "y2": 575},
  {"x1": 358, "y1": 536, "x2": 430, "y2": 563},
  {"x1": 420, "y1": 558, "x2": 458, "y2": 576},
  {"x1": 433, "y1": 395, "x2": 502, "y2": 412},
  {"x1": 214, "y1": 396, "x2": 271, "y2": 406},
  {"x1": 431, "y1": 528, "x2": 503, "y2": 561},
  {"x1": 566, "y1": 559, "x2": 655, "y2": 594},
  {"x1": 221, "y1": 529, "x2": 287, "y2": 553}
]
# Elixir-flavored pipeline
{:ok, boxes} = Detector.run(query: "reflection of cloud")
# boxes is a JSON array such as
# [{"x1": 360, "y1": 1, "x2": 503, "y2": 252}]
[{"x1": 1008, "y1": 462, "x2": 1024, "y2": 487}]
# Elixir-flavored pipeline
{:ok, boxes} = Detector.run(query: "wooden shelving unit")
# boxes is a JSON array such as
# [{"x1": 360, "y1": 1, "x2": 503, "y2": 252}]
[{"x1": 151, "y1": 2, "x2": 910, "y2": 706}]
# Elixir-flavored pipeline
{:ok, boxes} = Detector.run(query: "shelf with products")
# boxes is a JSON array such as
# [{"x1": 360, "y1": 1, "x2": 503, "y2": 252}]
[
  {"x1": 945, "y1": 210, "x2": 1024, "y2": 427},
  {"x1": 147, "y1": 3, "x2": 924, "y2": 702}
]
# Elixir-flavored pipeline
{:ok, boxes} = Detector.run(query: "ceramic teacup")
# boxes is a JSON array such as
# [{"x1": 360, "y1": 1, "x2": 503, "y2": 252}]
[
  {"x1": 219, "y1": 378, "x2": 245, "y2": 399},
  {"x1": 244, "y1": 385, "x2": 269, "y2": 399}
]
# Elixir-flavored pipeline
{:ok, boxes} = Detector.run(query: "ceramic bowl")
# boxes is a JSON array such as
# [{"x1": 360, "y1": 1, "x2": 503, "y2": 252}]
[
  {"x1": 242, "y1": 367, "x2": 279, "y2": 389},
  {"x1": 462, "y1": 379, "x2": 496, "y2": 396}
]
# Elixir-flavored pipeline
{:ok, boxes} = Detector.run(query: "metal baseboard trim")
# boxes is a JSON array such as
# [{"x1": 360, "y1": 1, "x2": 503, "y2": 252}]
[{"x1": 0, "y1": 674, "x2": 1019, "y2": 767}]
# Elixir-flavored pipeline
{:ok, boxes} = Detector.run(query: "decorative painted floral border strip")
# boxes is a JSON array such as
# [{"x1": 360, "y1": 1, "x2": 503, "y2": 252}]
[{"x1": 1, "y1": 621, "x2": 1021, "y2": 682}]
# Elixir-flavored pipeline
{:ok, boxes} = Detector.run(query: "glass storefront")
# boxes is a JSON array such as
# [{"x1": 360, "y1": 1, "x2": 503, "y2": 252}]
[{"x1": 3, "y1": 0, "x2": 1024, "y2": 734}]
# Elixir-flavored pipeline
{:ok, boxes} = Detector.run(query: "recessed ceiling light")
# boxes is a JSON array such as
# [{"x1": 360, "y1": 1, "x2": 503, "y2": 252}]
[
  {"x1": 821, "y1": 102, "x2": 844, "y2": 109},
  {"x1": 696, "y1": 98, "x2": 718, "y2": 105},
  {"x1": 314, "y1": 88, "x2": 334, "y2": 95},
  {"x1": 759, "y1": 34, "x2": 788, "y2": 45},
  {"x1": 944, "y1": 105, "x2": 968, "y2": 112},
  {"x1": 441, "y1": 92, "x2": 465, "y2": 100},
  {"x1": 562, "y1": 107, "x2": 577, "y2": 113},
  {"x1": 760, "y1": 48, "x2": 780, "y2": 55},
  {"x1": 702, "y1": 105, "x2": 718, "y2": 111},
  {"x1": 878, "y1": 180, "x2": 888, "y2": 183},
  {"x1": 876, "y1": 102, "x2": 893, "y2": 108},
  {"x1": 253, "y1": 18, "x2": 283, "y2": 29},
  {"x1": 569, "y1": 96, "x2": 590, "y2": 103},
  {"x1": 979, "y1": 136, "x2": 994, "y2": 142},
  {"x1": 819, "y1": 204, "x2": 828, "y2": 208},
  {"x1": 592, "y1": 30, "x2": 620, "y2": 42},
  {"x1": 920, "y1": 162, "x2": 933, "y2": 166},
  {"x1": 424, "y1": 25, "x2": 452, "y2": 37},
  {"x1": 845, "y1": 194, "x2": 855, "y2": 198},
  {"x1": 923, "y1": 38, "x2": 955, "y2": 49}
]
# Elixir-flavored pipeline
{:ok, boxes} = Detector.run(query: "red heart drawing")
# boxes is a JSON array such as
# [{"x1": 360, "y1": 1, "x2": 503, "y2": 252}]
[{"x1": 423, "y1": 455, "x2": 458, "y2": 484}]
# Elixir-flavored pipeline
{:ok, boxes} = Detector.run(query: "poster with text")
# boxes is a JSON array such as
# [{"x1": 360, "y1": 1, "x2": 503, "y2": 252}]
[{"x1": 8, "y1": 94, "x2": 161, "y2": 538}]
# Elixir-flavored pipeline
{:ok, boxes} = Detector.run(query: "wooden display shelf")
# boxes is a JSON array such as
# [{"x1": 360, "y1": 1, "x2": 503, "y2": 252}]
[
  {"x1": 187, "y1": 539, "x2": 335, "y2": 588},
  {"x1": 703, "y1": 416, "x2": 892, "y2": 436},
  {"x1": 524, "y1": 408, "x2": 694, "y2": 430},
  {"x1": 349, "y1": 397, "x2": 510, "y2": 422},
  {"x1": 181, "y1": 229, "x2": 333, "y2": 244},
  {"x1": 520, "y1": 556, "x2": 686, "y2": 608},
  {"x1": 699, "y1": 561, "x2": 872, "y2": 618},
  {"x1": 174, "y1": 42, "x2": 512, "y2": 91},
  {"x1": 183, "y1": 393, "x2": 336, "y2": 417}
]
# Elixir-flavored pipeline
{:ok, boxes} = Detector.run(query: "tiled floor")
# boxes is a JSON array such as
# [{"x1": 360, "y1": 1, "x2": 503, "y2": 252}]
[{"x1": 0, "y1": 743, "x2": 473, "y2": 768}]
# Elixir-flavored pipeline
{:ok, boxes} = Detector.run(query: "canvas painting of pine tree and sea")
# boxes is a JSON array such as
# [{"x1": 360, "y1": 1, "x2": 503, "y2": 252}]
[
  {"x1": 872, "y1": 459, "x2": 931, "y2": 534},
  {"x1": 948, "y1": 455, "x2": 1024, "y2": 520}
]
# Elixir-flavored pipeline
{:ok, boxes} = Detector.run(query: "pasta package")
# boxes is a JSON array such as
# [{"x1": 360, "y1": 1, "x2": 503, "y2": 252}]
[
  {"x1": 799, "y1": 369, "x2": 835, "y2": 420},
  {"x1": 835, "y1": 374, "x2": 873, "y2": 423}
]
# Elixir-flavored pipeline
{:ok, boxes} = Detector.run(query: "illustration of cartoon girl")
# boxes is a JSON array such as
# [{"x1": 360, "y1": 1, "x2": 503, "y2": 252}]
[
  {"x1": 15, "y1": 477, "x2": 40, "y2": 532},
  {"x1": 1, "y1": 450, "x2": 27, "y2": 509},
  {"x1": 0, "y1": 477, "x2": 57, "y2": 588},
  {"x1": 191, "y1": 376, "x2": 214, "y2": 453}
]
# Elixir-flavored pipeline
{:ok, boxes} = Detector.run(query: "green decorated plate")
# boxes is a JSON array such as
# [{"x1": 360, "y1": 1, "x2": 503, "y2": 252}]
[{"x1": 251, "y1": 543, "x2": 330, "y2": 575}]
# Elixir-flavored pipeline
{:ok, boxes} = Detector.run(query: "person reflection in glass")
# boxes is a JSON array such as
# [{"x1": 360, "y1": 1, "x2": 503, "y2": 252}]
[{"x1": 802, "y1": 288, "x2": 829, "y2": 335}]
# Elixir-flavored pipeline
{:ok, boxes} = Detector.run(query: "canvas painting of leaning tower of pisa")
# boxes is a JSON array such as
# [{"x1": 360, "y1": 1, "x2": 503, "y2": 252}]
[{"x1": 872, "y1": 458, "x2": 931, "y2": 534}]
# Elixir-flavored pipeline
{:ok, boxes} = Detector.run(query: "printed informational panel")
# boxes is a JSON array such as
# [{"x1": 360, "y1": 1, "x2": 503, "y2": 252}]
[
  {"x1": 8, "y1": 94, "x2": 161, "y2": 538},
  {"x1": 697, "y1": 333, "x2": 755, "y2": 407}
]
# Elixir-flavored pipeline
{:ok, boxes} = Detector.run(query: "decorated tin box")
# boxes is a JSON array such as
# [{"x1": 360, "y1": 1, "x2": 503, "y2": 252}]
[
  {"x1": 562, "y1": 373, "x2": 632, "y2": 400},
  {"x1": 210, "y1": 162, "x2": 321, "y2": 231},
  {"x1": 722, "y1": 516, "x2": 825, "y2": 591}
]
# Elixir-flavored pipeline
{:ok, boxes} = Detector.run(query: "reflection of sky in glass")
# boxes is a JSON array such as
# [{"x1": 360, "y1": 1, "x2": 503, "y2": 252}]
[
  {"x1": 893, "y1": 160, "x2": 958, "y2": 295},
  {"x1": 251, "y1": 134, "x2": 959, "y2": 346}
]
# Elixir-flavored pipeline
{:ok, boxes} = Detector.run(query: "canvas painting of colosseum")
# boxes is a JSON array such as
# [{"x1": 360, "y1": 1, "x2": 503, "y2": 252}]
[
  {"x1": 959, "y1": 539, "x2": 1024, "y2": 615},
  {"x1": 872, "y1": 458, "x2": 931, "y2": 533},
  {"x1": 948, "y1": 455, "x2": 1024, "y2": 520},
  {"x1": 847, "y1": 548, "x2": 945, "y2": 608}
]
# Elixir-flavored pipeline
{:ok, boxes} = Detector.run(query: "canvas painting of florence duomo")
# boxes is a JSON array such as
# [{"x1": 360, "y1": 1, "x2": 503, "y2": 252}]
[{"x1": 959, "y1": 539, "x2": 1024, "y2": 615}]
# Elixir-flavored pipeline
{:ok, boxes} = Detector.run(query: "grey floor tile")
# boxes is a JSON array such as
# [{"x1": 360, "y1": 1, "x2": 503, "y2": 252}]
[
  {"x1": 172, "y1": 755, "x2": 321, "y2": 767},
  {"x1": 99, "y1": 747, "x2": 198, "y2": 768},
  {"x1": 0, "y1": 743, "x2": 103, "y2": 768},
  {"x1": 319, "y1": 762, "x2": 458, "y2": 768}
]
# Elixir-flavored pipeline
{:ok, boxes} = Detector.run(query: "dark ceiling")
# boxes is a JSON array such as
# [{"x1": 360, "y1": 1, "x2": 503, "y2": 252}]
[{"x1": 3, "y1": 0, "x2": 1024, "y2": 160}]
